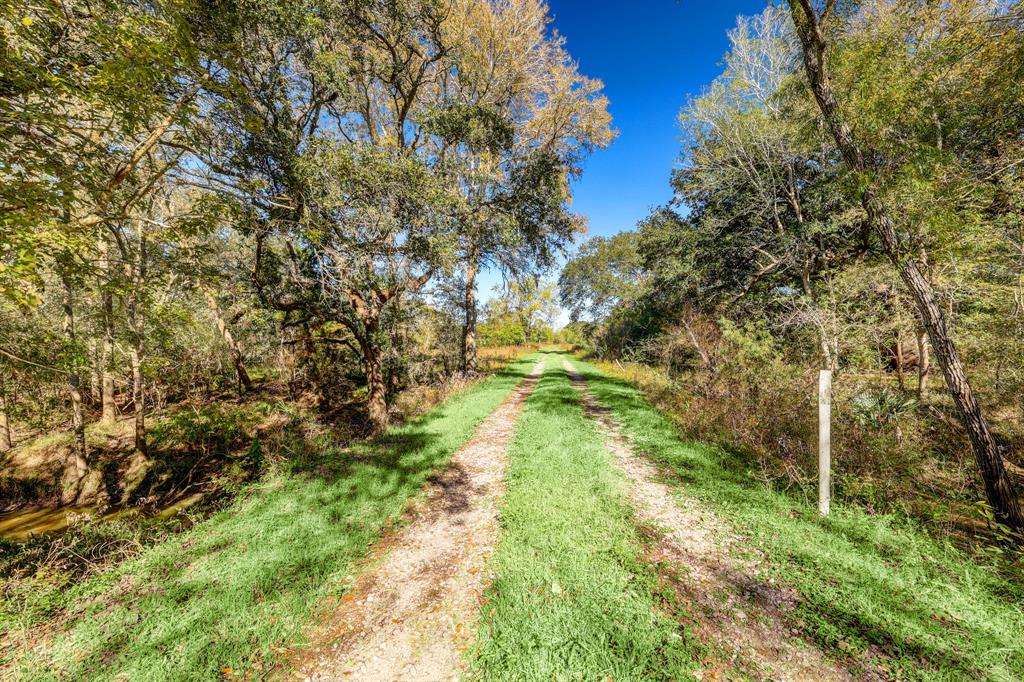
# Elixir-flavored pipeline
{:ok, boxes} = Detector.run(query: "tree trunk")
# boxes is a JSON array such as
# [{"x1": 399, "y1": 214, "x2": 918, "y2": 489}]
[
  {"x1": 201, "y1": 284, "x2": 252, "y2": 393},
  {"x1": 681, "y1": 312, "x2": 714, "y2": 373},
  {"x1": 99, "y1": 235, "x2": 117, "y2": 424},
  {"x1": 89, "y1": 340, "x2": 101, "y2": 406},
  {"x1": 127, "y1": 223, "x2": 148, "y2": 457},
  {"x1": 0, "y1": 372, "x2": 12, "y2": 452},
  {"x1": 790, "y1": 0, "x2": 1023, "y2": 529},
  {"x1": 61, "y1": 273, "x2": 89, "y2": 491},
  {"x1": 800, "y1": 262, "x2": 836, "y2": 372},
  {"x1": 362, "y1": 337, "x2": 388, "y2": 434},
  {"x1": 299, "y1": 322, "x2": 328, "y2": 409},
  {"x1": 462, "y1": 256, "x2": 479, "y2": 373},
  {"x1": 917, "y1": 327, "x2": 930, "y2": 403},
  {"x1": 895, "y1": 335, "x2": 905, "y2": 390}
]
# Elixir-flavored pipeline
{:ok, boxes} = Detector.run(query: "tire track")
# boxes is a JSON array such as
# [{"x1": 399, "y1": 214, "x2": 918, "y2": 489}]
[
  {"x1": 288, "y1": 359, "x2": 546, "y2": 682},
  {"x1": 563, "y1": 358, "x2": 857, "y2": 682}
]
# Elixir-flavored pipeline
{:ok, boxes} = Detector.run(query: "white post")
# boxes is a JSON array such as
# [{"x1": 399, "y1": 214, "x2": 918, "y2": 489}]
[{"x1": 818, "y1": 369, "x2": 832, "y2": 516}]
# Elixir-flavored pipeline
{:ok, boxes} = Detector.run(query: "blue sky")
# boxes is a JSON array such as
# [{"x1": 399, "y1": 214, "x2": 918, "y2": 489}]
[{"x1": 476, "y1": 0, "x2": 767, "y2": 318}]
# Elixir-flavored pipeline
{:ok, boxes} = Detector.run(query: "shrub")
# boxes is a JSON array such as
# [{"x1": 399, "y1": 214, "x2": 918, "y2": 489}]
[{"x1": 850, "y1": 386, "x2": 917, "y2": 429}]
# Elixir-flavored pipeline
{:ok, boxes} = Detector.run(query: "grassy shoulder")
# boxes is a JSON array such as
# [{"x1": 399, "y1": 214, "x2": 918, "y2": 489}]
[
  {"x1": 2, "y1": 354, "x2": 539, "y2": 681},
  {"x1": 571, "y1": 355, "x2": 1024, "y2": 681},
  {"x1": 472, "y1": 356, "x2": 701, "y2": 681}
]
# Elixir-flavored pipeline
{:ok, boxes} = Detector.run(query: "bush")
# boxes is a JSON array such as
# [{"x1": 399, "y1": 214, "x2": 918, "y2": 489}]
[
  {"x1": 150, "y1": 404, "x2": 250, "y2": 458},
  {"x1": 850, "y1": 386, "x2": 917, "y2": 429},
  {"x1": 590, "y1": 313, "x2": 1001, "y2": 546}
]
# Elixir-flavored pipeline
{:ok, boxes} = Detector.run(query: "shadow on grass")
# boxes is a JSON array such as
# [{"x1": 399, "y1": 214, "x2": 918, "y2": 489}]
[{"x1": 11, "y1": 356, "x2": 540, "y2": 682}]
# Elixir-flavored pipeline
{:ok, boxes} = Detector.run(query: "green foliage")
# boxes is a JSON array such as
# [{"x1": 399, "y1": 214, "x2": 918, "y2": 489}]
[
  {"x1": 559, "y1": 231, "x2": 645, "y2": 322},
  {"x1": 850, "y1": 387, "x2": 917, "y2": 429},
  {"x1": 479, "y1": 318, "x2": 528, "y2": 347},
  {"x1": 423, "y1": 103, "x2": 514, "y2": 154},
  {"x1": 149, "y1": 404, "x2": 250, "y2": 458},
  {"x1": 0, "y1": 0, "x2": 209, "y2": 305},
  {"x1": 479, "y1": 279, "x2": 560, "y2": 347},
  {"x1": 718, "y1": 318, "x2": 781, "y2": 370}
]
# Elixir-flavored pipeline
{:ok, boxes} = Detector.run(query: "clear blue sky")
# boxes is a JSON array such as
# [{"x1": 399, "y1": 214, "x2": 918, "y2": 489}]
[{"x1": 476, "y1": 0, "x2": 767, "y2": 317}]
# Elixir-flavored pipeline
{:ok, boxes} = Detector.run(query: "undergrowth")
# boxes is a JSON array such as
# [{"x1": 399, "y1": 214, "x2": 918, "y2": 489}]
[{"x1": 597, "y1": 322, "x2": 998, "y2": 537}]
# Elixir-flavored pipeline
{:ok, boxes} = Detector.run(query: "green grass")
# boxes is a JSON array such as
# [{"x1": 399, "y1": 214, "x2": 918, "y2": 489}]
[
  {"x1": 5, "y1": 355, "x2": 540, "y2": 681},
  {"x1": 473, "y1": 356, "x2": 699, "y2": 681},
  {"x1": 571, "y1": 355, "x2": 1024, "y2": 681}
]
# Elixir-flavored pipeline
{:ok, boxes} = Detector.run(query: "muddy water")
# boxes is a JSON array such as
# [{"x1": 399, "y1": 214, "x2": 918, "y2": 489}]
[{"x1": 0, "y1": 493, "x2": 205, "y2": 541}]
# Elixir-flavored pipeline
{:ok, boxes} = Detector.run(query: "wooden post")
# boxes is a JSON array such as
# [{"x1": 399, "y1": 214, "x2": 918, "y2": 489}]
[{"x1": 819, "y1": 369, "x2": 832, "y2": 516}]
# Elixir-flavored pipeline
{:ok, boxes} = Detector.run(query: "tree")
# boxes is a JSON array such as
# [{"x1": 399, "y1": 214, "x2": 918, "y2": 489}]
[
  {"x1": 2, "y1": 0, "x2": 217, "y2": 486},
  {"x1": 439, "y1": 0, "x2": 614, "y2": 372},
  {"x1": 787, "y1": 0, "x2": 1024, "y2": 529},
  {"x1": 200, "y1": 284, "x2": 253, "y2": 394},
  {"x1": 194, "y1": 0, "x2": 610, "y2": 430},
  {"x1": 480, "y1": 278, "x2": 559, "y2": 345},
  {"x1": 196, "y1": 0, "x2": 471, "y2": 431},
  {"x1": 2, "y1": 0, "x2": 210, "y2": 299},
  {"x1": 669, "y1": 5, "x2": 867, "y2": 371},
  {"x1": 559, "y1": 232, "x2": 645, "y2": 322},
  {"x1": 58, "y1": 263, "x2": 89, "y2": 497},
  {"x1": 0, "y1": 0, "x2": 615, "y2": 499}
]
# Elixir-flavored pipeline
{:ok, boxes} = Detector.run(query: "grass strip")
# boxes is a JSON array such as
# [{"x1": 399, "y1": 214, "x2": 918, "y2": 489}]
[
  {"x1": 571, "y1": 355, "x2": 1024, "y2": 682},
  {"x1": 473, "y1": 355, "x2": 699, "y2": 681},
  {"x1": 9, "y1": 355, "x2": 540, "y2": 682}
]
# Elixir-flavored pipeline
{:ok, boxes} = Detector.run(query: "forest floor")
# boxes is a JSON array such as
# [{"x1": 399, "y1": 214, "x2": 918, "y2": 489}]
[{"x1": 4, "y1": 351, "x2": 1024, "y2": 680}]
